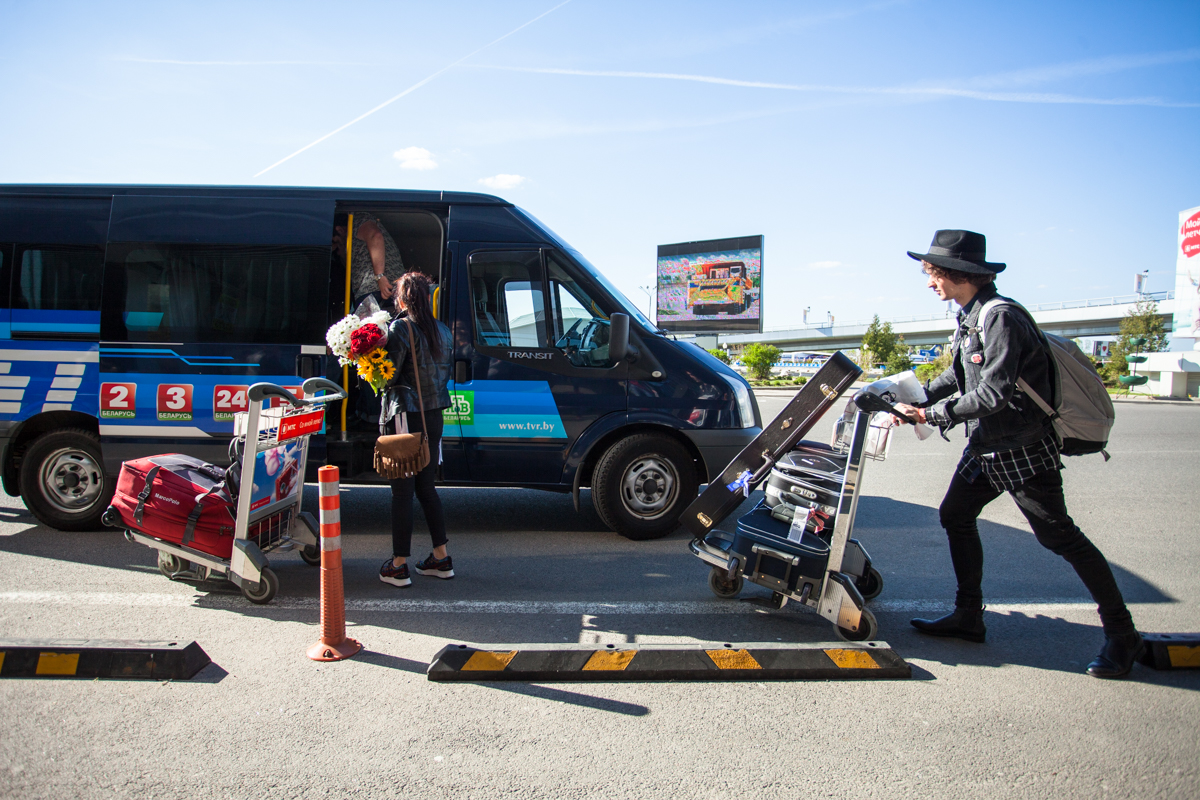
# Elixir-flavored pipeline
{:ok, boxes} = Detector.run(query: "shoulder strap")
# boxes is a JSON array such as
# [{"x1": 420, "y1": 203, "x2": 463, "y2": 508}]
[
  {"x1": 404, "y1": 318, "x2": 429, "y2": 436},
  {"x1": 977, "y1": 297, "x2": 1059, "y2": 417}
]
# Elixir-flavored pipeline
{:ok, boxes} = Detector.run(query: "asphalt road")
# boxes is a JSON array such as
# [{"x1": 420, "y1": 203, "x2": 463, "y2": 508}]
[{"x1": 0, "y1": 395, "x2": 1197, "y2": 799}]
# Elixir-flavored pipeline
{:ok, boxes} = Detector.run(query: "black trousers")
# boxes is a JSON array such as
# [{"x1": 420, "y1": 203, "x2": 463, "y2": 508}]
[
  {"x1": 388, "y1": 410, "x2": 448, "y2": 559},
  {"x1": 939, "y1": 467, "x2": 1135, "y2": 636}
]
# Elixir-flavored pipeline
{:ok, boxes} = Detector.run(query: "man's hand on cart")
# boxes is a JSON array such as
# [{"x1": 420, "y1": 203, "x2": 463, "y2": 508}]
[{"x1": 891, "y1": 402, "x2": 926, "y2": 425}]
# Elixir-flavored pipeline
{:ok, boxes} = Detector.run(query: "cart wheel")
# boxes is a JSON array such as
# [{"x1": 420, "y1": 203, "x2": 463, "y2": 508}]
[
  {"x1": 708, "y1": 568, "x2": 743, "y2": 599},
  {"x1": 157, "y1": 552, "x2": 189, "y2": 579},
  {"x1": 299, "y1": 543, "x2": 321, "y2": 566},
  {"x1": 836, "y1": 607, "x2": 878, "y2": 642},
  {"x1": 241, "y1": 567, "x2": 279, "y2": 605},
  {"x1": 856, "y1": 567, "x2": 884, "y2": 602}
]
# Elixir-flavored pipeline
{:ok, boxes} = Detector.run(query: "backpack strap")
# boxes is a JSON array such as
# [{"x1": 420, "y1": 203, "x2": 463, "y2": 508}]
[
  {"x1": 133, "y1": 465, "x2": 162, "y2": 526},
  {"x1": 977, "y1": 296, "x2": 1062, "y2": 422}
]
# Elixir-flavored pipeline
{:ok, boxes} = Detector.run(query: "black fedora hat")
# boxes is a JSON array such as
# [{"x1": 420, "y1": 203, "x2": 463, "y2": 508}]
[{"x1": 907, "y1": 229, "x2": 1006, "y2": 274}]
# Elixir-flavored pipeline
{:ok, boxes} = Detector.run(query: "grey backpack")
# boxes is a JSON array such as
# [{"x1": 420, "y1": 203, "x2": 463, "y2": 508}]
[{"x1": 977, "y1": 298, "x2": 1114, "y2": 459}]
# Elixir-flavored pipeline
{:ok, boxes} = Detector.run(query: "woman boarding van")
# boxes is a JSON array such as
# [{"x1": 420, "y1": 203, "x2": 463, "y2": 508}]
[{"x1": 0, "y1": 186, "x2": 761, "y2": 539}]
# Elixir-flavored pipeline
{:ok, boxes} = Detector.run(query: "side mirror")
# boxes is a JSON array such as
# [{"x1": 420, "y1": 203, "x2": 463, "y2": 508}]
[{"x1": 609, "y1": 313, "x2": 638, "y2": 363}]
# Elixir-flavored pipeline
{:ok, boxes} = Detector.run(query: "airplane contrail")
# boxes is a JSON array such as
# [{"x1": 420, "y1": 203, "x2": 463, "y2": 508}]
[
  {"x1": 253, "y1": 0, "x2": 573, "y2": 178},
  {"x1": 476, "y1": 63, "x2": 1200, "y2": 108}
]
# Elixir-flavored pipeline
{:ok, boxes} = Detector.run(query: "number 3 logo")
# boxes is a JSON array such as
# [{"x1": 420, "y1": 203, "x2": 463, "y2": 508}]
[{"x1": 156, "y1": 384, "x2": 194, "y2": 421}]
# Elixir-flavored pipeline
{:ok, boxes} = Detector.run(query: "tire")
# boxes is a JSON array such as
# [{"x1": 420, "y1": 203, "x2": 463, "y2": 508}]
[
  {"x1": 837, "y1": 607, "x2": 879, "y2": 642},
  {"x1": 592, "y1": 433, "x2": 698, "y2": 541},
  {"x1": 708, "y1": 567, "x2": 743, "y2": 599},
  {"x1": 158, "y1": 552, "x2": 190, "y2": 579},
  {"x1": 19, "y1": 429, "x2": 114, "y2": 531},
  {"x1": 241, "y1": 567, "x2": 279, "y2": 605},
  {"x1": 300, "y1": 543, "x2": 321, "y2": 566},
  {"x1": 856, "y1": 567, "x2": 884, "y2": 602}
]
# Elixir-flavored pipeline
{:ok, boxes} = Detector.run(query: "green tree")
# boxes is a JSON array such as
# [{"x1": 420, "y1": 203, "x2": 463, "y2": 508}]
[
  {"x1": 1103, "y1": 299, "x2": 1169, "y2": 383},
  {"x1": 915, "y1": 348, "x2": 953, "y2": 384},
  {"x1": 707, "y1": 348, "x2": 731, "y2": 365},
  {"x1": 742, "y1": 343, "x2": 781, "y2": 381},
  {"x1": 885, "y1": 344, "x2": 914, "y2": 375},
  {"x1": 860, "y1": 315, "x2": 901, "y2": 370}
]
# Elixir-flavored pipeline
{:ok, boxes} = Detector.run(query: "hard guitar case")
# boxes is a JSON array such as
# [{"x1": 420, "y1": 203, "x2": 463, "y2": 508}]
[{"x1": 681, "y1": 351, "x2": 862, "y2": 540}]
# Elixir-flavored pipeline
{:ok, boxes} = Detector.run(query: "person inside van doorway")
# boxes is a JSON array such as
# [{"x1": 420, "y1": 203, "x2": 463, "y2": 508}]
[
  {"x1": 891, "y1": 229, "x2": 1143, "y2": 679},
  {"x1": 334, "y1": 213, "x2": 407, "y2": 425},
  {"x1": 378, "y1": 272, "x2": 455, "y2": 588}
]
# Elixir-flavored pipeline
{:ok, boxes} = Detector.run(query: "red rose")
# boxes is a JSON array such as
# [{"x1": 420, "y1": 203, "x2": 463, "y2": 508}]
[{"x1": 350, "y1": 324, "x2": 384, "y2": 358}]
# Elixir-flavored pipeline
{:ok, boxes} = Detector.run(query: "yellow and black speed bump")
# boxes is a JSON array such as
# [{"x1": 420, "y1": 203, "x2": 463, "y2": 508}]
[
  {"x1": 0, "y1": 639, "x2": 210, "y2": 680},
  {"x1": 427, "y1": 641, "x2": 910, "y2": 682},
  {"x1": 1138, "y1": 633, "x2": 1200, "y2": 670}
]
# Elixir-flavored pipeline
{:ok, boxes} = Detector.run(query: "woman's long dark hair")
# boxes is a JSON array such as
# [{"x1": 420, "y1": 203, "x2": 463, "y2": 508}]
[{"x1": 394, "y1": 272, "x2": 442, "y2": 361}]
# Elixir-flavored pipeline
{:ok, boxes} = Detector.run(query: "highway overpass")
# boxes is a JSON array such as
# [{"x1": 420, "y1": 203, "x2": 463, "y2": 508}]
[{"x1": 719, "y1": 292, "x2": 1174, "y2": 353}]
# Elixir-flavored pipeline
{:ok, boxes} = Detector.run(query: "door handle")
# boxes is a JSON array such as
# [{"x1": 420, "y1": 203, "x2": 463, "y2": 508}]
[{"x1": 455, "y1": 359, "x2": 471, "y2": 384}]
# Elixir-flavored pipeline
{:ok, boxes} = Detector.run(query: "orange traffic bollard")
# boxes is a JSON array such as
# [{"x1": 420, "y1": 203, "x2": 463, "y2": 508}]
[{"x1": 307, "y1": 465, "x2": 362, "y2": 662}]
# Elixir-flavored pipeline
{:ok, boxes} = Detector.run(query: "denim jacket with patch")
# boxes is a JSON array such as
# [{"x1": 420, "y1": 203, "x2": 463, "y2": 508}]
[{"x1": 921, "y1": 284, "x2": 1055, "y2": 454}]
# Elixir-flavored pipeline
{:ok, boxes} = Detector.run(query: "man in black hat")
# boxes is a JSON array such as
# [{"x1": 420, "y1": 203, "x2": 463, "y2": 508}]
[{"x1": 891, "y1": 229, "x2": 1143, "y2": 679}]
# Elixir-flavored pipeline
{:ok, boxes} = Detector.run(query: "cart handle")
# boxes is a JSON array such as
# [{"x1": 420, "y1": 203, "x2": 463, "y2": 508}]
[
  {"x1": 301, "y1": 377, "x2": 347, "y2": 403},
  {"x1": 248, "y1": 382, "x2": 302, "y2": 407},
  {"x1": 852, "y1": 389, "x2": 920, "y2": 425}
]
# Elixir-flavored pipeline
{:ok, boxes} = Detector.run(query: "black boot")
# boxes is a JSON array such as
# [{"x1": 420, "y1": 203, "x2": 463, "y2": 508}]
[
  {"x1": 1086, "y1": 632, "x2": 1144, "y2": 679},
  {"x1": 911, "y1": 606, "x2": 986, "y2": 643}
]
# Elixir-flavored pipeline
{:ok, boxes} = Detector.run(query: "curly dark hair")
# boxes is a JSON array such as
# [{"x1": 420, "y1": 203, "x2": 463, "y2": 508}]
[
  {"x1": 921, "y1": 261, "x2": 995, "y2": 287},
  {"x1": 394, "y1": 272, "x2": 442, "y2": 360}
]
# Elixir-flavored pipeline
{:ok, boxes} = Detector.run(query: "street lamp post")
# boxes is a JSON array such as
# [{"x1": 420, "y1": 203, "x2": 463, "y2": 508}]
[{"x1": 638, "y1": 285, "x2": 655, "y2": 322}]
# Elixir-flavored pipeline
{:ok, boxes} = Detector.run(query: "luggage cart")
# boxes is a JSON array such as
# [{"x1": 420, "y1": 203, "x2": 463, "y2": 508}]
[
  {"x1": 689, "y1": 390, "x2": 901, "y2": 641},
  {"x1": 120, "y1": 378, "x2": 345, "y2": 605}
]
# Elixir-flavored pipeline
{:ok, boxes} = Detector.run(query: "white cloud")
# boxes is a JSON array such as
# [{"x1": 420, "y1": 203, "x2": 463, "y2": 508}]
[
  {"x1": 807, "y1": 260, "x2": 843, "y2": 270},
  {"x1": 393, "y1": 147, "x2": 437, "y2": 170},
  {"x1": 478, "y1": 174, "x2": 526, "y2": 190}
]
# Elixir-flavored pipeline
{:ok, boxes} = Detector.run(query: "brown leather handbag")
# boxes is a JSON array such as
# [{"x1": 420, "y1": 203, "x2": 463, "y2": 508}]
[{"x1": 374, "y1": 318, "x2": 431, "y2": 479}]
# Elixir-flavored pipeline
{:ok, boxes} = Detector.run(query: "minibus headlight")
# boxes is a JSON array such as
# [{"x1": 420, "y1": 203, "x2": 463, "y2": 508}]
[{"x1": 721, "y1": 374, "x2": 757, "y2": 429}]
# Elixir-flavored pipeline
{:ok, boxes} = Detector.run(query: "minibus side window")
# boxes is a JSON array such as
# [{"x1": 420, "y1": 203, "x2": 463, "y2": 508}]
[
  {"x1": 13, "y1": 245, "x2": 104, "y2": 313},
  {"x1": 101, "y1": 243, "x2": 328, "y2": 344},
  {"x1": 467, "y1": 251, "x2": 547, "y2": 348},
  {"x1": 546, "y1": 253, "x2": 613, "y2": 368}
]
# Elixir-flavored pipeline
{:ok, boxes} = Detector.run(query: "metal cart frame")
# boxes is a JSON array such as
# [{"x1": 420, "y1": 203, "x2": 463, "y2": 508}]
[
  {"x1": 690, "y1": 396, "x2": 887, "y2": 641},
  {"x1": 124, "y1": 378, "x2": 345, "y2": 605}
]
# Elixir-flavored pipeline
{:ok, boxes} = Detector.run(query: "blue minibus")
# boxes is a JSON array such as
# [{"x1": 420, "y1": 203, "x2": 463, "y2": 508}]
[{"x1": 0, "y1": 186, "x2": 761, "y2": 538}]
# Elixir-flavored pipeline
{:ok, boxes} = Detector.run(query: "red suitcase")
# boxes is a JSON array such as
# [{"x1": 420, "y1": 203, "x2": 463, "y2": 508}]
[{"x1": 108, "y1": 454, "x2": 238, "y2": 558}]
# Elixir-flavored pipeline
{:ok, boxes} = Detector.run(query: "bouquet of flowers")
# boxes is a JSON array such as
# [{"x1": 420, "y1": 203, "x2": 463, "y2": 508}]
[{"x1": 326, "y1": 308, "x2": 394, "y2": 395}]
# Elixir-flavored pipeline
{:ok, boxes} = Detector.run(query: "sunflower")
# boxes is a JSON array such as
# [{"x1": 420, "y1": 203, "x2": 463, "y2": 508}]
[
  {"x1": 368, "y1": 347, "x2": 388, "y2": 364},
  {"x1": 356, "y1": 360, "x2": 376, "y2": 382},
  {"x1": 376, "y1": 360, "x2": 395, "y2": 381}
]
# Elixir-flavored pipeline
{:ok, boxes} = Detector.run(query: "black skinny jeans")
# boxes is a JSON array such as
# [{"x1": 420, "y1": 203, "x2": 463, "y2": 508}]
[
  {"x1": 389, "y1": 409, "x2": 448, "y2": 559},
  {"x1": 939, "y1": 467, "x2": 1135, "y2": 636}
]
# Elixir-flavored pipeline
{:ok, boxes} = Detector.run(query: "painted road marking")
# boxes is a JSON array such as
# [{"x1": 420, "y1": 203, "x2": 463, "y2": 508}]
[
  {"x1": 0, "y1": 592, "x2": 1111, "y2": 615},
  {"x1": 582, "y1": 649, "x2": 637, "y2": 670},
  {"x1": 707, "y1": 648, "x2": 762, "y2": 670},
  {"x1": 1168, "y1": 645, "x2": 1200, "y2": 668},
  {"x1": 824, "y1": 648, "x2": 880, "y2": 669},
  {"x1": 35, "y1": 652, "x2": 80, "y2": 676},
  {"x1": 462, "y1": 650, "x2": 517, "y2": 671}
]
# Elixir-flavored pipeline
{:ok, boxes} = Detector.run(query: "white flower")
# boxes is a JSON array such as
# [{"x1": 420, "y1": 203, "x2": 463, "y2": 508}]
[{"x1": 326, "y1": 315, "x2": 360, "y2": 364}]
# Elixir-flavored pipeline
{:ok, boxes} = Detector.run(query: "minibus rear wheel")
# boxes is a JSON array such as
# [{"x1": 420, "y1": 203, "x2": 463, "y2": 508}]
[
  {"x1": 19, "y1": 429, "x2": 114, "y2": 531},
  {"x1": 592, "y1": 433, "x2": 697, "y2": 540}
]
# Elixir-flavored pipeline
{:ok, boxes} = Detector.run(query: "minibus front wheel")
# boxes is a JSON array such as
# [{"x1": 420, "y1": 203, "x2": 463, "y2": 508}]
[
  {"x1": 19, "y1": 429, "x2": 114, "y2": 531},
  {"x1": 592, "y1": 433, "x2": 698, "y2": 540}
]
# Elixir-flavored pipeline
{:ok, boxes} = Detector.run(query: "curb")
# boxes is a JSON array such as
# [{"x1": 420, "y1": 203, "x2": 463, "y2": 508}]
[
  {"x1": 428, "y1": 641, "x2": 911, "y2": 682},
  {"x1": 0, "y1": 639, "x2": 210, "y2": 680},
  {"x1": 1139, "y1": 633, "x2": 1200, "y2": 670}
]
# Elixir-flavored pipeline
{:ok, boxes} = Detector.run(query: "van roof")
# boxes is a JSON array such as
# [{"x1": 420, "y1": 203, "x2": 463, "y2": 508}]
[{"x1": 0, "y1": 184, "x2": 509, "y2": 205}]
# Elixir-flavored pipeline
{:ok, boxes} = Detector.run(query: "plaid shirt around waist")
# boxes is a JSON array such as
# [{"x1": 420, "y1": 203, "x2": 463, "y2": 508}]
[{"x1": 956, "y1": 434, "x2": 1061, "y2": 492}]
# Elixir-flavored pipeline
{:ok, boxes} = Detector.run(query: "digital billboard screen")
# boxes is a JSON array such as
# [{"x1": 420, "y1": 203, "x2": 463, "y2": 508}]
[{"x1": 656, "y1": 235, "x2": 763, "y2": 333}]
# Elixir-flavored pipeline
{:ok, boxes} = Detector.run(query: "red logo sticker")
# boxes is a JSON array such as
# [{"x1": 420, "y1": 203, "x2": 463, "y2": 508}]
[
  {"x1": 278, "y1": 409, "x2": 324, "y2": 442},
  {"x1": 156, "y1": 384, "x2": 194, "y2": 422},
  {"x1": 971, "y1": 354, "x2": 983, "y2": 364},
  {"x1": 100, "y1": 382, "x2": 137, "y2": 419},
  {"x1": 1182, "y1": 210, "x2": 1200, "y2": 259},
  {"x1": 213, "y1": 385, "x2": 249, "y2": 421}
]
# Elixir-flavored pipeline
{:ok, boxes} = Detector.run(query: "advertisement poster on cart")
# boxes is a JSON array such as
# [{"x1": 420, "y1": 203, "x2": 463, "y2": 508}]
[
  {"x1": 656, "y1": 235, "x2": 763, "y2": 334},
  {"x1": 247, "y1": 439, "x2": 306, "y2": 513},
  {"x1": 1175, "y1": 204, "x2": 1200, "y2": 348}
]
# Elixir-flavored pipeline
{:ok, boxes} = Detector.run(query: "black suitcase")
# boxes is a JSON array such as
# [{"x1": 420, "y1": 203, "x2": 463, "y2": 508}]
[
  {"x1": 701, "y1": 504, "x2": 831, "y2": 598},
  {"x1": 681, "y1": 352, "x2": 862, "y2": 540},
  {"x1": 763, "y1": 447, "x2": 846, "y2": 512}
]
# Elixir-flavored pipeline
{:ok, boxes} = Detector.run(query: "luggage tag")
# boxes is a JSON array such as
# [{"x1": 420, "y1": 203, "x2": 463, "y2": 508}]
[
  {"x1": 788, "y1": 506, "x2": 813, "y2": 543},
  {"x1": 726, "y1": 470, "x2": 753, "y2": 498}
]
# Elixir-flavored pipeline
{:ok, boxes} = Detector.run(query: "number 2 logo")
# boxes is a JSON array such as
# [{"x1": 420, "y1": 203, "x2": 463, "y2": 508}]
[{"x1": 100, "y1": 383, "x2": 137, "y2": 419}]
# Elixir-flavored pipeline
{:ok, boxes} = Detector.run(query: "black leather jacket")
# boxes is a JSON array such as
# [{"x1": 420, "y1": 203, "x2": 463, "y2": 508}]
[
  {"x1": 381, "y1": 314, "x2": 453, "y2": 423},
  {"x1": 922, "y1": 284, "x2": 1055, "y2": 454}
]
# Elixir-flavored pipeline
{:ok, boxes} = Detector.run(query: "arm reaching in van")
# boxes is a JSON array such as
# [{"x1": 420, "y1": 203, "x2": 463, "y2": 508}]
[{"x1": 356, "y1": 219, "x2": 393, "y2": 300}]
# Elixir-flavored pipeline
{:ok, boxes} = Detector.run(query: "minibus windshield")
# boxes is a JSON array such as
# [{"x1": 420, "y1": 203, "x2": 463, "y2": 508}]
[{"x1": 514, "y1": 207, "x2": 658, "y2": 332}]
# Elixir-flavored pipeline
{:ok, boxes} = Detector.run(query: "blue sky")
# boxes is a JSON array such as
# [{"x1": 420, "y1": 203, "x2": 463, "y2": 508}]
[{"x1": 0, "y1": 0, "x2": 1196, "y2": 329}]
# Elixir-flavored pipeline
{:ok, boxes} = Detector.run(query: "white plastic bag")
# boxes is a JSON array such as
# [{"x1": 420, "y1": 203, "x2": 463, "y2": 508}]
[{"x1": 861, "y1": 370, "x2": 933, "y2": 441}]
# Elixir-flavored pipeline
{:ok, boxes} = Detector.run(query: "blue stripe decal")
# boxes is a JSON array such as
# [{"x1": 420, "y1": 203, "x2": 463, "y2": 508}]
[
  {"x1": 450, "y1": 380, "x2": 566, "y2": 439},
  {"x1": 99, "y1": 347, "x2": 259, "y2": 367},
  {"x1": 10, "y1": 322, "x2": 101, "y2": 333}
]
